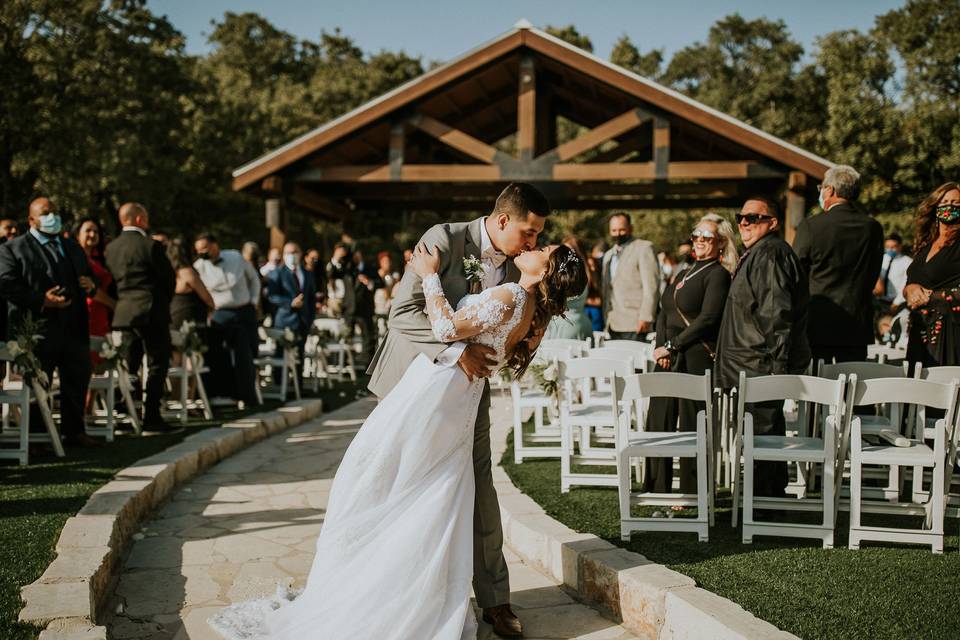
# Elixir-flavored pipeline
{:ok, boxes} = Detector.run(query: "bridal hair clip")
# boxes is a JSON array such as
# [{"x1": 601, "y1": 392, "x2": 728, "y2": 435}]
[{"x1": 557, "y1": 251, "x2": 580, "y2": 274}]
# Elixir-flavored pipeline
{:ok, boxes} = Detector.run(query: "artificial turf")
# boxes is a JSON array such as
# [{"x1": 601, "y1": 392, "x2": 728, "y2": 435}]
[
  {"x1": 0, "y1": 379, "x2": 365, "y2": 640},
  {"x1": 502, "y1": 430, "x2": 960, "y2": 640}
]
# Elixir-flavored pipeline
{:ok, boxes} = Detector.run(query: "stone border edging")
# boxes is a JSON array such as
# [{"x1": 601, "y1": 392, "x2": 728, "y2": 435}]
[
  {"x1": 18, "y1": 398, "x2": 324, "y2": 640},
  {"x1": 489, "y1": 414, "x2": 799, "y2": 640}
]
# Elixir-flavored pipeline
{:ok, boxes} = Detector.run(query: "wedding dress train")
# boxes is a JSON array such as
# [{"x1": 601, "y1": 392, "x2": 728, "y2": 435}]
[{"x1": 209, "y1": 275, "x2": 527, "y2": 640}]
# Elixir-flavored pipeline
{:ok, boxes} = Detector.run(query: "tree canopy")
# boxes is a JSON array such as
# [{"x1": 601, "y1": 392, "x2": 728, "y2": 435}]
[{"x1": 1, "y1": 1, "x2": 957, "y2": 256}]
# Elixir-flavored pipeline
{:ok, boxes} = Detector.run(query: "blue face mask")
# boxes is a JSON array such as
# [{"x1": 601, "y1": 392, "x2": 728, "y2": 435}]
[
  {"x1": 38, "y1": 212, "x2": 62, "y2": 235},
  {"x1": 885, "y1": 248, "x2": 898, "y2": 259}
]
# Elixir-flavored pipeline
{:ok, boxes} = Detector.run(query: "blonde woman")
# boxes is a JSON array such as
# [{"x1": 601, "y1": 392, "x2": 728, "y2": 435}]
[{"x1": 643, "y1": 214, "x2": 734, "y2": 496}]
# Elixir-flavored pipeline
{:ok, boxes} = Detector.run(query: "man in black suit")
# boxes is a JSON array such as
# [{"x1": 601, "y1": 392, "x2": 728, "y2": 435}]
[
  {"x1": 0, "y1": 197, "x2": 99, "y2": 447},
  {"x1": 105, "y1": 203, "x2": 177, "y2": 432},
  {"x1": 793, "y1": 165, "x2": 884, "y2": 363}
]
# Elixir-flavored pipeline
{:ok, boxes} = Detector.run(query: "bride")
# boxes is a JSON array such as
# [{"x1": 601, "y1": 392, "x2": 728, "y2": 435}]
[{"x1": 210, "y1": 240, "x2": 586, "y2": 639}]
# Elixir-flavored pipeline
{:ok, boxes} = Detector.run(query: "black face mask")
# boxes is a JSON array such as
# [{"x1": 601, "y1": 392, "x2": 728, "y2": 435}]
[
  {"x1": 196, "y1": 252, "x2": 210, "y2": 261},
  {"x1": 612, "y1": 234, "x2": 631, "y2": 246}
]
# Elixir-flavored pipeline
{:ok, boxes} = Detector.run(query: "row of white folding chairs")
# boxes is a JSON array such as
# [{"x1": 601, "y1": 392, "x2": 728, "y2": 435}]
[
  {"x1": 255, "y1": 327, "x2": 301, "y2": 402},
  {"x1": 511, "y1": 338, "x2": 655, "y2": 464},
  {"x1": 303, "y1": 318, "x2": 357, "y2": 390}
]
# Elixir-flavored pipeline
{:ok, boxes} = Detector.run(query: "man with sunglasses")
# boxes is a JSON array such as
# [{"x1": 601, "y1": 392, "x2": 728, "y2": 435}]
[
  {"x1": 793, "y1": 165, "x2": 883, "y2": 363},
  {"x1": 715, "y1": 197, "x2": 811, "y2": 497}
]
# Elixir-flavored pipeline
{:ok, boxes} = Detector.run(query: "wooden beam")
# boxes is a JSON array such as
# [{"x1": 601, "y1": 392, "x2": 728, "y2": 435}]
[
  {"x1": 653, "y1": 117, "x2": 670, "y2": 179},
  {"x1": 407, "y1": 114, "x2": 505, "y2": 164},
  {"x1": 552, "y1": 161, "x2": 780, "y2": 181},
  {"x1": 588, "y1": 135, "x2": 650, "y2": 163},
  {"x1": 289, "y1": 185, "x2": 349, "y2": 221},
  {"x1": 389, "y1": 123, "x2": 404, "y2": 181},
  {"x1": 517, "y1": 55, "x2": 536, "y2": 161},
  {"x1": 785, "y1": 171, "x2": 808, "y2": 245},
  {"x1": 545, "y1": 108, "x2": 650, "y2": 162}
]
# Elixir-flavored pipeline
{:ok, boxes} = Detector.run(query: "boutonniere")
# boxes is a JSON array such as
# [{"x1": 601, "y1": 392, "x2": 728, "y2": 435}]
[{"x1": 464, "y1": 255, "x2": 484, "y2": 294}]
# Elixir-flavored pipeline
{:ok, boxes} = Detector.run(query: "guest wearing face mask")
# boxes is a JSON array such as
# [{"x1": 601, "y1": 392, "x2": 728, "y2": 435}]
[
  {"x1": 904, "y1": 182, "x2": 960, "y2": 368},
  {"x1": 0, "y1": 197, "x2": 100, "y2": 447},
  {"x1": 266, "y1": 242, "x2": 317, "y2": 377},
  {"x1": 602, "y1": 213, "x2": 660, "y2": 340},
  {"x1": 874, "y1": 233, "x2": 912, "y2": 313}
]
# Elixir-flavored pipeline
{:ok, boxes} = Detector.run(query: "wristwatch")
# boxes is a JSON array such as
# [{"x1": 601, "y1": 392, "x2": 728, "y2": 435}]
[{"x1": 663, "y1": 340, "x2": 678, "y2": 354}]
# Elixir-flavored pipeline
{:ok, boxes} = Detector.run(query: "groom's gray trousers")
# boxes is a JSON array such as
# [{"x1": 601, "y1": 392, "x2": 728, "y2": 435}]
[{"x1": 365, "y1": 219, "x2": 514, "y2": 609}]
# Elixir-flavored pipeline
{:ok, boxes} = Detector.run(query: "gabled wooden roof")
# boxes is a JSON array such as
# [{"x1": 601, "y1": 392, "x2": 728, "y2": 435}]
[{"x1": 232, "y1": 22, "x2": 833, "y2": 192}]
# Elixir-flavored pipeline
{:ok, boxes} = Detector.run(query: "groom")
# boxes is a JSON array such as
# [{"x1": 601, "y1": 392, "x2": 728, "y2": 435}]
[{"x1": 367, "y1": 182, "x2": 548, "y2": 637}]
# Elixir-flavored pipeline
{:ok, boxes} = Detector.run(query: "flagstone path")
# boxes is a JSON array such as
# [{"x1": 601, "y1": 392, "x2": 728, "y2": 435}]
[{"x1": 104, "y1": 394, "x2": 638, "y2": 640}]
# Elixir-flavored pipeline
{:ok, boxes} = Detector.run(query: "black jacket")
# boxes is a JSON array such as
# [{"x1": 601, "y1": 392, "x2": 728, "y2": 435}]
[
  {"x1": 105, "y1": 229, "x2": 176, "y2": 329},
  {"x1": 0, "y1": 231, "x2": 94, "y2": 340},
  {"x1": 793, "y1": 202, "x2": 883, "y2": 347},
  {"x1": 715, "y1": 233, "x2": 811, "y2": 389}
]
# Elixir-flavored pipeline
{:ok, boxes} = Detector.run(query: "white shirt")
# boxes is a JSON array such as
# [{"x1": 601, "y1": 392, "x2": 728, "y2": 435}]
[
  {"x1": 260, "y1": 261, "x2": 279, "y2": 277},
  {"x1": 881, "y1": 252, "x2": 913, "y2": 305},
  {"x1": 194, "y1": 249, "x2": 261, "y2": 310},
  {"x1": 436, "y1": 220, "x2": 506, "y2": 368}
]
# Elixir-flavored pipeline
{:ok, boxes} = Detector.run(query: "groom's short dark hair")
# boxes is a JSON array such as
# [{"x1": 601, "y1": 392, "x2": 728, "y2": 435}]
[{"x1": 494, "y1": 183, "x2": 550, "y2": 219}]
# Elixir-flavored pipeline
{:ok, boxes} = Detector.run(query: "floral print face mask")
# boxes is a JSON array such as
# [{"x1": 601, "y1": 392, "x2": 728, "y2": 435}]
[{"x1": 936, "y1": 204, "x2": 960, "y2": 224}]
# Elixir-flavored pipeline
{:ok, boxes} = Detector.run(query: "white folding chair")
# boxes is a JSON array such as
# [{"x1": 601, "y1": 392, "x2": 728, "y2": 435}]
[
  {"x1": 314, "y1": 318, "x2": 357, "y2": 383},
  {"x1": 733, "y1": 372, "x2": 848, "y2": 549},
  {"x1": 254, "y1": 328, "x2": 301, "y2": 402},
  {"x1": 86, "y1": 335, "x2": 143, "y2": 438},
  {"x1": 512, "y1": 345, "x2": 579, "y2": 463},
  {"x1": 558, "y1": 357, "x2": 634, "y2": 491},
  {"x1": 541, "y1": 338, "x2": 591, "y2": 353},
  {"x1": 614, "y1": 371, "x2": 714, "y2": 541},
  {"x1": 166, "y1": 330, "x2": 213, "y2": 423},
  {"x1": 913, "y1": 366, "x2": 960, "y2": 507},
  {"x1": 0, "y1": 349, "x2": 32, "y2": 465},
  {"x1": 820, "y1": 360, "x2": 912, "y2": 500},
  {"x1": 592, "y1": 330, "x2": 608, "y2": 348},
  {"x1": 603, "y1": 340, "x2": 656, "y2": 373},
  {"x1": 847, "y1": 377, "x2": 958, "y2": 553},
  {"x1": 867, "y1": 343, "x2": 908, "y2": 364}
]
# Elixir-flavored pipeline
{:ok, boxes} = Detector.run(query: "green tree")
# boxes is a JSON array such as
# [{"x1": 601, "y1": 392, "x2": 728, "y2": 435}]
[
  {"x1": 609, "y1": 34, "x2": 663, "y2": 79},
  {"x1": 544, "y1": 25, "x2": 593, "y2": 52}
]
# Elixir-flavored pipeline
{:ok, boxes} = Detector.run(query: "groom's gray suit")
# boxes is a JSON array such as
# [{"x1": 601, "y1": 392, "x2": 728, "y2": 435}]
[{"x1": 367, "y1": 216, "x2": 517, "y2": 608}]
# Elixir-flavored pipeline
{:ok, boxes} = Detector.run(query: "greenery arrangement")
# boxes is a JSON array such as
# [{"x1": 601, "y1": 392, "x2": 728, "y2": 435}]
[
  {"x1": 177, "y1": 321, "x2": 207, "y2": 356},
  {"x1": 3, "y1": 314, "x2": 48, "y2": 389}
]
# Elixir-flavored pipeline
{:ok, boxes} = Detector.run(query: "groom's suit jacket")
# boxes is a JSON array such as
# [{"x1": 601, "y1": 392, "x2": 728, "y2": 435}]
[{"x1": 366, "y1": 217, "x2": 520, "y2": 398}]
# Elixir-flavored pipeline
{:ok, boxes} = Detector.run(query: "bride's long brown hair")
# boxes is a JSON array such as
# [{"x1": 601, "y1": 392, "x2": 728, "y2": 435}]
[{"x1": 505, "y1": 244, "x2": 588, "y2": 378}]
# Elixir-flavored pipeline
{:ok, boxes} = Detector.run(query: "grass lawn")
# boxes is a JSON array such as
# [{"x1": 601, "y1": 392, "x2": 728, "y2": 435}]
[
  {"x1": 502, "y1": 429, "x2": 960, "y2": 640},
  {"x1": 0, "y1": 378, "x2": 367, "y2": 640}
]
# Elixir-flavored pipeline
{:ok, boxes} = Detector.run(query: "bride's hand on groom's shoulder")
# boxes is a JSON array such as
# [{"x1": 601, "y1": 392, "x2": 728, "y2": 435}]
[{"x1": 410, "y1": 243, "x2": 441, "y2": 278}]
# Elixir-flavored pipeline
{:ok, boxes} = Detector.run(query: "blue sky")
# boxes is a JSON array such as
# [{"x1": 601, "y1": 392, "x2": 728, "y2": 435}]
[{"x1": 149, "y1": 0, "x2": 904, "y2": 63}]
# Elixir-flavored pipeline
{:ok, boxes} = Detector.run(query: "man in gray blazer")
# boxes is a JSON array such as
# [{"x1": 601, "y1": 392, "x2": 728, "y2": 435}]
[
  {"x1": 367, "y1": 183, "x2": 548, "y2": 638},
  {"x1": 602, "y1": 213, "x2": 660, "y2": 340}
]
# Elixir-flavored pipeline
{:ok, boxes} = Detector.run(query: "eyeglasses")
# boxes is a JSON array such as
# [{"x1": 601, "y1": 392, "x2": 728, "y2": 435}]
[
  {"x1": 690, "y1": 230, "x2": 716, "y2": 242},
  {"x1": 736, "y1": 213, "x2": 775, "y2": 226}
]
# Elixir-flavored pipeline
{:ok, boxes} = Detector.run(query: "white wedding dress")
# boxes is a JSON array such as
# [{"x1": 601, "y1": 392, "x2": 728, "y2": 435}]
[{"x1": 209, "y1": 274, "x2": 528, "y2": 640}]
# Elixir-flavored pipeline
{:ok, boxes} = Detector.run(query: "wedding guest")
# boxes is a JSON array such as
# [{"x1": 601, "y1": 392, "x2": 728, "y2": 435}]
[
  {"x1": 327, "y1": 243, "x2": 376, "y2": 364},
  {"x1": 167, "y1": 238, "x2": 214, "y2": 329},
  {"x1": 585, "y1": 241, "x2": 607, "y2": 332},
  {"x1": 242, "y1": 241, "x2": 261, "y2": 270},
  {"x1": 151, "y1": 230, "x2": 170, "y2": 247},
  {"x1": 106, "y1": 203, "x2": 177, "y2": 432},
  {"x1": 0, "y1": 197, "x2": 99, "y2": 447},
  {"x1": 545, "y1": 236, "x2": 593, "y2": 341},
  {"x1": 259, "y1": 247, "x2": 281, "y2": 278},
  {"x1": 793, "y1": 165, "x2": 883, "y2": 363},
  {"x1": 305, "y1": 248, "x2": 324, "y2": 310},
  {"x1": 602, "y1": 213, "x2": 660, "y2": 340},
  {"x1": 74, "y1": 217, "x2": 116, "y2": 354},
  {"x1": 645, "y1": 214, "x2": 735, "y2": 495},
  {"x1": 715, "y1": 197, "x2": 810, "y2": 497},
  {"x1": 658, "y1": 251, "x2": 678, "y2": 290},
  {"x1": 194, "y1": 232, "x2": 261, "y2": 405},
  {"x1": 874, "y1": 233, "x2": 912, "y2": 312},
  {"x1": 372, "y1": 251, "x2": 400, "y2": 322},
  {"x1": 0, "y1": 218, "x2": 17, "y2": 240},
  {"x1": 904, "y1": 182, "x2": 960, "y2": 367},
  {"x1": 266, "y1": 242, "x2": 317, "y2": 373}
]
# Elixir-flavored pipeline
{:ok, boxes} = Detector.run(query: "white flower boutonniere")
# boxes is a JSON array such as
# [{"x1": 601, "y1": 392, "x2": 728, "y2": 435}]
[{"x1": 463, "y1": 255, "x2": 484, "y2": 293}]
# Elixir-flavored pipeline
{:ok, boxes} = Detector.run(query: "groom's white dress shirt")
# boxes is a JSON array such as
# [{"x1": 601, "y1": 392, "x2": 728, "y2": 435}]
[{"x1": 435, "y1": 220, "x2": 506, "y2": 367}]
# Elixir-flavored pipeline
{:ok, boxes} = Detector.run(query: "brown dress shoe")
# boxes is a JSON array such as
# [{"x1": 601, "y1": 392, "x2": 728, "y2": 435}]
[{"x1": 482, "y1": 604, "x2": 523, "y2": 638}]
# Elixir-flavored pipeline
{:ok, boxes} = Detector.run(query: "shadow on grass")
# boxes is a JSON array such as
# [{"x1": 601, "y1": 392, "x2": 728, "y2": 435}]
[{"x1": 502, "y1": 428, "x2": 960, "y2": 640}]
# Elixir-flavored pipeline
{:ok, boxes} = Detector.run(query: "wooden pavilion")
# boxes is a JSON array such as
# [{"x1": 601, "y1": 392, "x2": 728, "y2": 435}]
[{"x1": 232, "y1": 21, "x2": 834, "y2": 248}]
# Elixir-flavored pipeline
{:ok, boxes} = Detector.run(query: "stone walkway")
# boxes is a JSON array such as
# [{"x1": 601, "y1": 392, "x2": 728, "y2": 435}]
[{"x1": 105, "y1": 395, "x2": 638, "y2": 640}]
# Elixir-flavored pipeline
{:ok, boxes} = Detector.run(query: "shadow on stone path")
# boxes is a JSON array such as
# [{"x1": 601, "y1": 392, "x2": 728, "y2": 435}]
[{"x1": 105, "y1": 396, "x2": 637, "y2": 640}]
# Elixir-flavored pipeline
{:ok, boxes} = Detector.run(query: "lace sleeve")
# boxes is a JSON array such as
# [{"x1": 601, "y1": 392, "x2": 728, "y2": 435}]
[{"x1": 421, "y1": 274, "x2": 517, "y2": 343}]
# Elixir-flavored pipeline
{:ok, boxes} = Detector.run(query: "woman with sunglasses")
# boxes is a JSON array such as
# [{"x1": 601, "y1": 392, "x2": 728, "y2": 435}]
[
  {"x1": 643, "y1": 214, "x2": 736, "y2": 496},
  {"x1": 904, "y1": 182, "x2": 960, "y2": 367}
]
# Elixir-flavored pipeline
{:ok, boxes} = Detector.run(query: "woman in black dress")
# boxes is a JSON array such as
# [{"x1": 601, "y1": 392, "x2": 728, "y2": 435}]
[
  {"x1": 167, "y1": 238, "x2": 215, "y2": 329},
  {"x1": 904, "y1": 182, "x2": 960, "y2": 367},
  {"x1": 643, "y1": 213, "x2": 736, "y2": 495}
]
